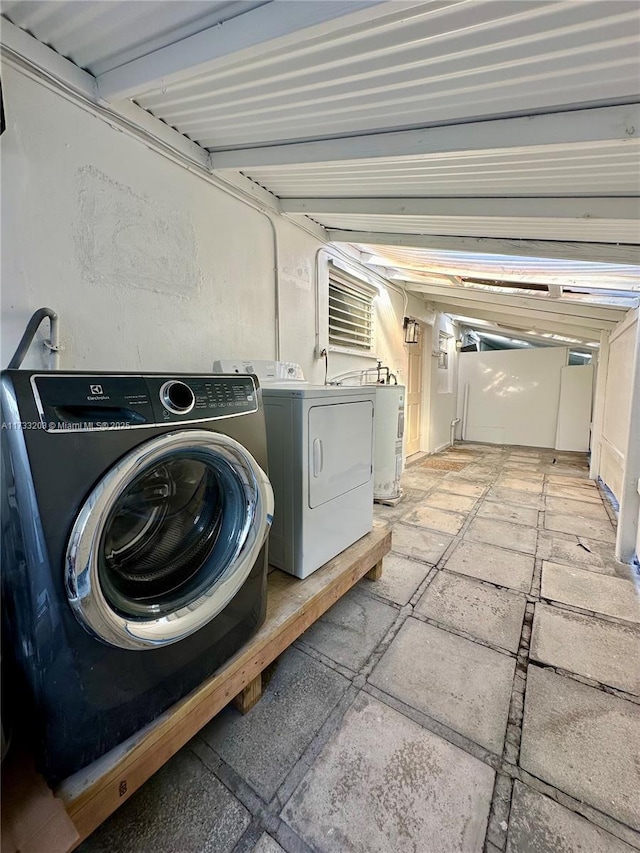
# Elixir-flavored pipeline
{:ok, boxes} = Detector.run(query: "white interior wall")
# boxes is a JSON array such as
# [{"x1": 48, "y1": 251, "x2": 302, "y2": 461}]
[
  {"x1": 600, "y1": 316, "x2": 637, "y2": 502},
  {"x1": 457, "y1": 347, "x2": 569, "y2": 448},
  {"x1": 1, "y1": 65, "x2": 408, "y2": 400},
  {"x1": 597, "y1": 308, "x2": 640, "y2": 563}
]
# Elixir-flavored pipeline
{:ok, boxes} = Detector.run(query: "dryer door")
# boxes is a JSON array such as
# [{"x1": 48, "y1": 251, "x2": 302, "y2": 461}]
[{"x1": 65, "y1": 430, "x2": 273, "y2": 650}]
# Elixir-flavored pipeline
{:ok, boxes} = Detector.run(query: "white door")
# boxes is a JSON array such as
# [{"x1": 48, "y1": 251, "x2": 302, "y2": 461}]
[
  {"x1": 308, "y1": 401, "x2": 374, "y2": 508},
  {"x1": 555, "y1": 365, "x2": 594, "y2": 451}
]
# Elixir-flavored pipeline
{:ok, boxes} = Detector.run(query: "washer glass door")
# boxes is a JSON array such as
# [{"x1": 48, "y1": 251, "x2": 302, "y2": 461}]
[{"x1": 66, "y1": 430, "x2": 273, "y2": 650}]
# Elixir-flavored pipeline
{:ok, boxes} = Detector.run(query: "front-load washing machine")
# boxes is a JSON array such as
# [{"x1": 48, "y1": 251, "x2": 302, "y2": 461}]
[
  {"x1": 213, "y1": 361, "x2": 375, "y2": 578},
  {"x1": 0, "y1": 370, "x2": 273, "y2": 784}
]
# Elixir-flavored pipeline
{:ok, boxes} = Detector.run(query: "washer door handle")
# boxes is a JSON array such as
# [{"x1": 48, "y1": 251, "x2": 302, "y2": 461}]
[{"x1": 313, "y1": 438, "x2": 323, "y2": 477}]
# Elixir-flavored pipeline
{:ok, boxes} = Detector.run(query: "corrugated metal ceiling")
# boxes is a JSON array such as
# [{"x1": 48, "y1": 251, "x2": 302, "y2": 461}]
[
  {"x1": 290, "y1": 213, "x2": 639, "y2": 244},
  {"x1": 239, "y1": 141, "x2": 640, "y2": 198},
  {"x1": 1, "y1": 0, "x2": 269, "y2": 76},
  {"x1": 4, "y1": 0, "x2": 637, "y2": 150},
  {"x1": 134, "y1": 0, "x2": 640, "y2": 150},
  {"x1": 355, "y1": 243, "x2": 640, "y2": 292},
  {"x1": 2, "y1": 0, "x2": 638, "y2": 303}
]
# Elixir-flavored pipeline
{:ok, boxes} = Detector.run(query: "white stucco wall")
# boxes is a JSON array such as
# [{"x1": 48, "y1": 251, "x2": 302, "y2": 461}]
[{"x1": 1, "y1": 65, "x2": 409, "y2": 391}]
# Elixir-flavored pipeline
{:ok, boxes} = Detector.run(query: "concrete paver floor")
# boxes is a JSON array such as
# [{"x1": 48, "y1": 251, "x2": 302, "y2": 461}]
[{"x1": 80, "y1": 444, "x2": 640, "y2": 853}]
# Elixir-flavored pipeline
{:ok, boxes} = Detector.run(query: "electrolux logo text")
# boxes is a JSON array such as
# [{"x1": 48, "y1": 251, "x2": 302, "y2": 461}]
[{"x1": 88, "y1": 383, "x2": 109, "y2": 401}]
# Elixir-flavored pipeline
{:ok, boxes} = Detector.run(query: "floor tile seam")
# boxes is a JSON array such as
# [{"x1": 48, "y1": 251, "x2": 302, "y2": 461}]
[
  {"x1": 543, "y1": 494, "x2": 613, "y2": 514},
  {"x1": 539, "y1": 596, "x2": 640, "y2": 630},
  {"x1": 494, "y1": 480, "x2": 545, "y2": 497},
  {"x1": 476, "y1": 503, "x2": 544, "y2": 531},
  {"x1": 361, "y1": 682, "x2": 503, "y2": 771},
  {"x1": 389, "y1": 544, "x2": 439, "y2": 567},
  {"x1": 356, "y1": 599, "x2": 416, "y2": 681},
  {"x1": 507, "y1": 766, "x2": 640, "y2": 850},
  {"x1": 524, "y1": 658, "x2": 640, "y2": 706},
  {"x1": 426, "y1": 482, "x2": 501, "y2": 567},
  {"x1": 270, "y1": 816, "x2": 319, "y2": 853},
  {"x1": 465, "y1": 531, "x2": 538, "y2": 557},
  {"x1": 409, "y1": 478, "x2": 448, "y2": 499},
  {"x1": 291, "y1": 639, "x2": 360, "y2": 682},
  {"x1": 484, "y1": 772, "x2": 514, "y2": 852},
  {"x1": 399, "y1": 477, "x2": 448, "y2": 500},
  {"x1": 409, "y1": 609, "x2": 518, "y2": 659},
  {"x1": 398, "y1": 516, "x2": 467, "y2": 538},
  {"x1": 341, "y1": 580, "x2": 404, "y2": 610},
  {"x1": 190, "y1": 737, "x2": 269, "y2": 818},
  {"x1": 498, "y1": 472, "x2": 546, "y2": 484},
  {"x1": 443, "y1": 564, "x2": 534, "y2": 597},
  {"x1": 407, "y1": 565, "x2": 440, "y2": 608},
  {"x1": 541, "y1": 522, "x2": 617, "y2": 544},
  {"x1": 515, "y1": 661, "x2": 640, "y2": 844},
  {"x1": 529, "y1": 557, "x2": 543, "y2": 598},
  {"x1": 436, "y1": 566, "x2": 534, "y2": 601},
  {"x1": 270, "y1": 684, "x2": 362, "y2": 814},
  {"x1": 192, "y1": 675, "x2": 357, "y2": 825},
  {"x1": 436, "y1": 481, "x2": 493, "y2": 500},
  {"x1": 485, "y1": 600, "x2": 534, "y2": 850},
  {"x1": 232, "y1": 817, "x2": 273, "y2": 853},
  {"x1": 449, "y1": 529, "x2": 543, "y2": 562},
  {"x1": 544, "y1": 486, "x2": 614, "y2": 504},
  {"x1": 538, "y1": 557, "x2": 634, "y2": 582}
]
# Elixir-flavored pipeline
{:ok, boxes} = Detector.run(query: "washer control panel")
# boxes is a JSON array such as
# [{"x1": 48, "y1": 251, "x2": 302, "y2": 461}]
[{"x1": 31, "y1": 374, "x2": 258, "y2": 432}]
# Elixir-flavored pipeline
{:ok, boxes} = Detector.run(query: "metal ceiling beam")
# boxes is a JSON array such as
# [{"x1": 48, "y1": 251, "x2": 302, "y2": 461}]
[
  {"x1": 283, "y1": 197, "x2": 640, "y2": 220},
  {"x1": 96, "y1": 1, "x2": 386, "y2": 100},
  {"x1": 453, "y1": 321, "x2": 595, "y2": 352},
  {"x1": 0, "y1": 18, "x2": 98, "y2": 99},
  {"x1": 212, "y1": 105, "x2": 640, "y2": 169},
  {"x1": 426, "y1": 301, "x2": 602, "y2": 341},
  {"x1": 415, "y1": 291, "x2": 618, "y2": 330},
  {"x1": 390, "y1": 280, "x2": 627, "y2": 322},
  {"x1": 358, "y1": 250, "x2": 640, "y2": 294},
  {"x1": 328, "y1": 230, "x2": 640, "y2": 265}
]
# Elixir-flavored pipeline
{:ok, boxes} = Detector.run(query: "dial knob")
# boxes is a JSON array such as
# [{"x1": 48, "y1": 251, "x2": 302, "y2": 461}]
[{"x1": 160, "y1": 380, "x2": 195, "y2": 415}]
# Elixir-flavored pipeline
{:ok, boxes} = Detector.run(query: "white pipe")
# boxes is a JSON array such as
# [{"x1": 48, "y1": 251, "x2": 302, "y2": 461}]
[
  {"x1": 589, "y1": 329, "x2": 610, "y2": 479},
  {"x1": 450, "y1": 418, "x2": 461, "y2": 447},
  {"x1": 314, "y1": 247, "x2": 326, "y2": 359},
  {"x1": 262, "y1": 212, "x2": 281, "y2": 361}
]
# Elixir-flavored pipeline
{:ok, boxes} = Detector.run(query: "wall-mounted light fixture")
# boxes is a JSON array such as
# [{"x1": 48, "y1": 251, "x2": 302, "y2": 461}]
[{"x1": 403, "y1": 317, "x2": 419, "y2": 344}]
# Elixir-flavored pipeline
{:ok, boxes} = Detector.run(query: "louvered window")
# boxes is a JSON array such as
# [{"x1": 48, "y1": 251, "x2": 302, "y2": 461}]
[{"x1": 328, "y1": 265, "x2": 376, "y2": 352}]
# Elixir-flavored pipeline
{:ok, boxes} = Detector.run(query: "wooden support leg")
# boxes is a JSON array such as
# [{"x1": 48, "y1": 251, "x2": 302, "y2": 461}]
[
  {"x1": 365, "y1": 559, "x2": 383, "y2": 581},
  {"x1": 232, "y1": 674, "x2": 262, "y2": 715}
]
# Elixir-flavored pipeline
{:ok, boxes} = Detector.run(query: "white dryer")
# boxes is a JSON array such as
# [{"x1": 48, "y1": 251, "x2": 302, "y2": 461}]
[{"x1": 213, "y1": 361, "x2": 375, "y2": 578}]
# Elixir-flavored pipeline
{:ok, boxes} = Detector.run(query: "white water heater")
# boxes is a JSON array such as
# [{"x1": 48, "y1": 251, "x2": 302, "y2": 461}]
[{"x1": 374, "y1": 385, "x2": 405, "y2": 503}]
